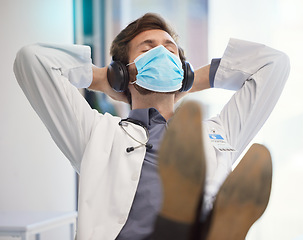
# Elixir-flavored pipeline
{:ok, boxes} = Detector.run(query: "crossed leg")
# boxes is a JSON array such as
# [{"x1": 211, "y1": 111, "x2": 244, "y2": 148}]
[{"x1": 153, "y1": 101, "x2": 272, "y2": 240}]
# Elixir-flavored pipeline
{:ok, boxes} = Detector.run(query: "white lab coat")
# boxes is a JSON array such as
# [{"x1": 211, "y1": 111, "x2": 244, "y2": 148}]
[{"x1": 13, "y1": 39, "x2": 290, "y2": 240}]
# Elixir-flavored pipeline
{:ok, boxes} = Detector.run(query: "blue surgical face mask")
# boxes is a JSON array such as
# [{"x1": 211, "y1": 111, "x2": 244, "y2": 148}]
[{"x1": 128, "y1": 45, "x2": 184, "y2": 92}]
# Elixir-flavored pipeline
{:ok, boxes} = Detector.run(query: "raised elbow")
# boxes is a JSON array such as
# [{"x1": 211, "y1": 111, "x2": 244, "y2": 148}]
[
  {"x1": 13, "y1": 44, "x2": 40, "y2": 81},
  {"x1": 14, "y1": 44, "x2": 36, "y2": 67},
  {"x1": 273, "y1": 50, "x2": 291, "y2": 76}
]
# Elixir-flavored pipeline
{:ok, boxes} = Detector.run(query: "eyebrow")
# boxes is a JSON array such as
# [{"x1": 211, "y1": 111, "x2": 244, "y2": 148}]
[
  {"x1": 163, "y1": 39, "x2": 178, "y2": 48},
  {"x1": 137, "y1": 39, "x2": 154, "y2": 48},
  {"x1": 137, "y1": 39, "x2": 177, "y2": 48}
]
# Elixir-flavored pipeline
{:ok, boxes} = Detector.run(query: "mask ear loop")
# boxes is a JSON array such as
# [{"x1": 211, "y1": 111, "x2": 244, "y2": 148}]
[
  {"x1": 126, "y1": 62, "x2": 135, "y2": 67},
  {"x1": 126, "y1": 62, "x2": 137, "y2": 85}
]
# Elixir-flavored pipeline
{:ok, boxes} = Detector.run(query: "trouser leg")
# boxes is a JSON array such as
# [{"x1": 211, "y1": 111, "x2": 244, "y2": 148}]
[{"x1": 152, "y1": 215, "x2": 194, "y2": 240}]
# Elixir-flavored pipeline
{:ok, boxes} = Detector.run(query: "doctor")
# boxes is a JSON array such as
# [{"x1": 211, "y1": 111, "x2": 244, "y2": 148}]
[{"x1": 14, "y1": 13, "x2": 290, "y2": 240}]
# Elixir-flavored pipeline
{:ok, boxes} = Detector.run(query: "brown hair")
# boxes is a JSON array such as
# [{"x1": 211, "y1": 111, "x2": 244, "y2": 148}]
[
  {"x1": 110, "y1": 13, "x2": 186, "y2": 104},
  {"x1": 110, "y1": 13, "x2": 185, "y2": 63}
]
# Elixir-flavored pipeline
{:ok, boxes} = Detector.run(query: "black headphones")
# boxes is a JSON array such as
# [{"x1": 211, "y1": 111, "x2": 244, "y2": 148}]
[{"x1": 107, "y1": 60, "x2": 194, "y2": 92}]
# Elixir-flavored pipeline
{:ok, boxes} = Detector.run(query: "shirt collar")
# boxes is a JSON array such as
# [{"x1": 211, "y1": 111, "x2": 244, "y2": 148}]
[{"x1": 128, "y1": 108, "x2": 166, "y2": 129}]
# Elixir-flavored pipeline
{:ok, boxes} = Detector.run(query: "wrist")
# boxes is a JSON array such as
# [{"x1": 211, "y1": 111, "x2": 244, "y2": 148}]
[
  {"x1": 190, "y1": 64, "x2": 210, "y2": 92},
  {"x1": 90, "y1": 65, "x2": 108, "y2": 92}
]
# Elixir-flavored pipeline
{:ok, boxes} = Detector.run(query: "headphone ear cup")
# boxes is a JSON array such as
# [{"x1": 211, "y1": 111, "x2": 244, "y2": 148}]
[
  {"x1": 107, "y1": 61, "x2": 129, "y2": 92},
  {"x1": 180, "y1": 61, "x2": 195, "y2": 92}
]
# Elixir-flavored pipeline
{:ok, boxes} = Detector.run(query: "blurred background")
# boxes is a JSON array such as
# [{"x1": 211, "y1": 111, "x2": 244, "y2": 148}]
[{"x1": 1, "y1": 0, "x2": 303, "y2": 239}]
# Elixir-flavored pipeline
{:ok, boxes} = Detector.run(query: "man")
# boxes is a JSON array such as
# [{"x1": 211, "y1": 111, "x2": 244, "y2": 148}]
[{"x1": 14, "y1": 13, "x2": 289, "y2": 240}]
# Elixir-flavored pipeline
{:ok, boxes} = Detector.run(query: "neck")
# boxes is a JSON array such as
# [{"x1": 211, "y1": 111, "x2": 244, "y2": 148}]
[{"x1": 131, "y1": 92, "x2": 175, "y2": 120}]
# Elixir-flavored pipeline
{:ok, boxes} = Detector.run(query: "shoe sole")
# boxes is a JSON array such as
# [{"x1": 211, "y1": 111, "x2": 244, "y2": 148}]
[
  {"x1": 205, "y1": 144, "x2": 272, "y2": 240},
  {"x1": 158, "y1": 101, "x2": 206, "y2": 224}
]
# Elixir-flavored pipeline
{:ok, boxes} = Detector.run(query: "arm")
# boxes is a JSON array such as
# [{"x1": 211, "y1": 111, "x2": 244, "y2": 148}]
[
  {"x1": 89, "y1": 65, "x2": 128, "y2": 103},
  {"x1": 13, "y1": 44, "x2": 97, "y2": 173},
  {"x1": 212, "y1": 38, "x2": 290, "y2": 162},
  {"x1": 190, "y1": 64, "x2": 211, "y2": 92}
]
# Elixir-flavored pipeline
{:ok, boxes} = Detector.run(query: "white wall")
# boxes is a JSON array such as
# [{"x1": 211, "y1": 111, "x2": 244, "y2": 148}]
[{"x1": 0, "y1": 0, "x2": 75, "y2": 222}]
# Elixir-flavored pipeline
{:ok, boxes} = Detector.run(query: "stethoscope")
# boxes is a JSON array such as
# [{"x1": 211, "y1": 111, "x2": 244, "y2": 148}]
[{"x1": 119, "y1": 118, "x2": 153, "y2": 153}]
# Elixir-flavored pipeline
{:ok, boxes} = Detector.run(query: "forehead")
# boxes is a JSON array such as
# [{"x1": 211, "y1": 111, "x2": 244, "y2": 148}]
[{"x1": 129, "y1": 29, "x2": 177, "y2": 49}]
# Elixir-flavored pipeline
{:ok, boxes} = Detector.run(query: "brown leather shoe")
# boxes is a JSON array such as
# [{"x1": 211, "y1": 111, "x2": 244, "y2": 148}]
[
  {"x1": 204, "y1": 144, "x2": 272, "y2": 240},
  {"x1": 153, "y1": 101, "x2": 206, "y2": 240}
]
